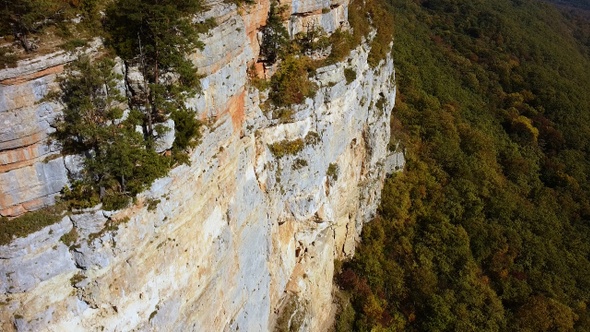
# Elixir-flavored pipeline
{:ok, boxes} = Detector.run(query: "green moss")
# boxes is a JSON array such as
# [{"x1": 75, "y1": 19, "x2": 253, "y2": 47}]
[
  {"x1": 327, "y1": 163, "x2": 339, "y2": 180},
  {"x1": 273, "y1": 108, "x2": 294, "y2": 123},
  {"x1": 274, "y1": 297, "x2": 305, "y2": 332},
  {"x1": 146, "y1": 198, "x2": 161, "y2": 211},
  {"x1": 269, "y1": 139, "x2": 305, "y2": 158},
  {"x1": 375, "y1": 95, "x2": 386, "y2": 115},
  {"x1": 70, "y1": 272, "x2": 84, "y2": 287},
  {"x1": 149, "y1": 305, "x2": 160, "y2": 321},
  {"x1": 327, "y1": 163, "x2": 339, "y2": 181},
  {"x1": 344, "y1": 68, "x2": 357, "y2": 84},
  {"x1": 0, "y1": 47, "x2": 18, "y2": 69},
  {"x1": 0, "y1": 204, "x2": 66, "y2": 246},
  {"x1": 60, "y1": 228, "x2": 78, "y2": 248},
  {"x1": 304, "y1": 131, "x2": 321, "y2": 145},
  {"x1": 59, "y1": 38, "x2": 88, "y2": 51},
  {"x1": 292, "y1": 158, "x2": 309, "y2": 170}
]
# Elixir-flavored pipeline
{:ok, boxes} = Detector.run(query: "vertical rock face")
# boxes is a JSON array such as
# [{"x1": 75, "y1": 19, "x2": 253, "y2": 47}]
[
  {"x1": 0, "y1": 41, "x2": 101, "y2": 217},
  {"x1": 0, "y1": 59, "x2": 68, "y2": 217},
  {"x1": 0, "y1": 0, "x2": 403, "y2": 331}
]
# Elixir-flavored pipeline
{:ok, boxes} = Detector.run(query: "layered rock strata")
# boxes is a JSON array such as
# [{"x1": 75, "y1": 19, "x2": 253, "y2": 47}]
[
  {"x1": 0, "y1": 40, "x2": 102, "y2": 217},
  {"x1": 0, "y1": 0, "x2": 402, "y2": 330}
]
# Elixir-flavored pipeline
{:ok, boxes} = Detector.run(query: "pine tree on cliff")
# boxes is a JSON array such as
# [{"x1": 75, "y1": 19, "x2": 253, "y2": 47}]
[
  {"x1": 52, "y1": 56, "x2": 169, "y2": 210},
  {"x1": 260, "y1": 3, "x2": 289, "y2": 64},
  {"x1": 104, "y1": 0, "x2": 204, "y2": 143}
]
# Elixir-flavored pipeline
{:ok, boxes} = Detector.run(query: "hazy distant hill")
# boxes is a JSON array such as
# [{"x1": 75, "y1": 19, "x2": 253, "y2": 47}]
[{"x1": 547, "y1": 0, "x2": 590, "y2": 11}]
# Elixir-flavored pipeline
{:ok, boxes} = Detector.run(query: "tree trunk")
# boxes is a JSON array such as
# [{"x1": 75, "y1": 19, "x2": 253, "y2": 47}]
[{"x1": 15, "y1": 32, "x2": 32, "y2": 52}]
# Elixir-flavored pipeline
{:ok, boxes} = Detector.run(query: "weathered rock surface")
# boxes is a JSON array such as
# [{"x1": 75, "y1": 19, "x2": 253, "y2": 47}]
[
  {"x1": 0, "y1": 0, "x2": 401, "y2": 331},
  {"x1": 0, "y1": 39, "x2": 101, "y2": 217}
]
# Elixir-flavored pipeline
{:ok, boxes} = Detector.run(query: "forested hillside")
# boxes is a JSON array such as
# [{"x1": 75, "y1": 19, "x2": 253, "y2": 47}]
[{"x1": 335, "y1": 0, "x2": 590, "y2": 330}]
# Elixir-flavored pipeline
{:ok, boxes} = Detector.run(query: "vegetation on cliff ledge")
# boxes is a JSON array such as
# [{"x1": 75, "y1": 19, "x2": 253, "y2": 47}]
[
  {"x1": 50, "y1": 0, "x2": 204, "y2": 210},
  {"x1": 335, "y1": 0, "x2": 590, "y2": 331},
  {"x1": 0, "y1": 0, "x2": 204, "y2": 214},
  {"x1": 258, "y1": 0, "x2": 394, "y2": 108},
  {"x1": 52, "y1": 57, "x2": 171, "y2": 210}
]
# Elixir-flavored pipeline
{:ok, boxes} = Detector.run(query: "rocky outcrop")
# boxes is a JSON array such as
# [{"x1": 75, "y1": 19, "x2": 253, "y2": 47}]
[
  {"x1": 0, "y1": 0, "x2": 403, "y2": 331},
  {"x1": 286, "y1": 0, "x2": 349, "y2": 36}
]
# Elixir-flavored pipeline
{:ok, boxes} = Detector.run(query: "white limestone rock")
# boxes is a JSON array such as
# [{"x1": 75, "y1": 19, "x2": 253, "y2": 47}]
[
  {"x1": 0, "y1": 157, "x2": 68, "y2": 216},
  {"x1": 0, "y1": 38, "x2": 101, "y2": 82},
  {"x1": 0, "y1": 216, "x2": 75, "y2": 293},
  {"x1": 64, "y1": 154, "x2": 85, "y2": 181},
  {"x1": 70, "y1": 210, "x2": 108, "y2": 239},
  {"x1": 154, "y1": 118, "x2": 175, "y2": 153},
  {"x1": 125, "y1": 66, "x2": 146, "y2": 96},
  {"x1": 386, "y1": 150, "x2": 406, "y2": 174}
]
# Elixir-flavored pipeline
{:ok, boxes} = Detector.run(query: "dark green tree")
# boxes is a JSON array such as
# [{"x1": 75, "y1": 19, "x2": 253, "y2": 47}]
[
  {"x1": 104, "y1": 0, "x2": 204, "y2": 141},
  {"x1": 260, "y1": 3, "x2": 289, "y2": 64},
  {"x1": 53, "y1": 56, "x2": 168, "y2": 210}
]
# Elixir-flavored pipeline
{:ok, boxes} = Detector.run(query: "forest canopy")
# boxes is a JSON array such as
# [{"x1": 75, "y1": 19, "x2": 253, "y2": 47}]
[{"x1": 335, "y1": 0, "x2": 590, "y2": 331}]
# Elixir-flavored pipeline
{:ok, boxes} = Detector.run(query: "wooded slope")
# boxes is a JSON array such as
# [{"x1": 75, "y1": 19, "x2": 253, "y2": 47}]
[{"x1": 335, "y1": 0, "x2": 590, "y2": 330}]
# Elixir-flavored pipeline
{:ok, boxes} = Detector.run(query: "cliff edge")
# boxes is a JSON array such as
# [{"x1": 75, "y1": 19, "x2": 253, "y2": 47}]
[{"x1": 0, "y1": 0, "x2": 403, "y2": 330}]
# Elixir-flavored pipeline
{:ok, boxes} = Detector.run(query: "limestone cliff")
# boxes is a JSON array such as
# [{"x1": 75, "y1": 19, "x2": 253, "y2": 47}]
[{"x1": 0, "y1": 0, "x2": 403, "y2": 330}]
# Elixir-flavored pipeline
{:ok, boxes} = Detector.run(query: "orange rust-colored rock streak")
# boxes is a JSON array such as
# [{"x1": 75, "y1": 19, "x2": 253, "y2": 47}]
[
  {"x1": 253, "y1": 62, "x2": 266, "y2": 79},
  {"x1": 241, "y1": 0, "x2": 271, "y2": 66},
  {"x1": 0, "y1": 204, "x2": 26, "y2": 218},
  {"x1": 0, "y1": 65, "x2": 64, "y2": 86},
  {"x1": 0, "y1": 144, "x2": 44, "y2": 173},
  {"x1": 0, "y1": 130, "x2": 45, "y2": 152},
  {"x1": 229, "y1": 90, "x2": 247, "y2": 134}
]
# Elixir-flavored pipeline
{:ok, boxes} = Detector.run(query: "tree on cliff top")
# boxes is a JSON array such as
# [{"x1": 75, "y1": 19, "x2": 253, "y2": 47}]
[
  {"x1": 51, "y1": 0, "x2": 208, "y2": 210},
  {"x1": 104, "y1": 0, "x2": 204, "y2": 142},
  {"x1": 53, "y1": 56, "x2": 169, "y2": 210}
]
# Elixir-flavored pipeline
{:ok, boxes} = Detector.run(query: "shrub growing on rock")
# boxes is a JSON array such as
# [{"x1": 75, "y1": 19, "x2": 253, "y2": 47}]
[
  {"x1": 53, "y1": 57, "x2": 169, "y2": 210},
  {"x1": 104, "y1": 0, "x2": 204, "y2": 144},
  {"x1": 269, "y1": 55, "x2": 318, "y2": 107},
  {"x1": 260, "y1": 3, "x2": 289, "y2": 64}
]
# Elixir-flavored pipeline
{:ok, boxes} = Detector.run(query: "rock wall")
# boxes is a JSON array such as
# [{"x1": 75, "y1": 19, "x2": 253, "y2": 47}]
[
  {"x1": 0, "y1": 41, "x2": 101, "y2": 217},
  {"x1": 0, "y1": 0, "x2": 403, "y2": 330}
]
